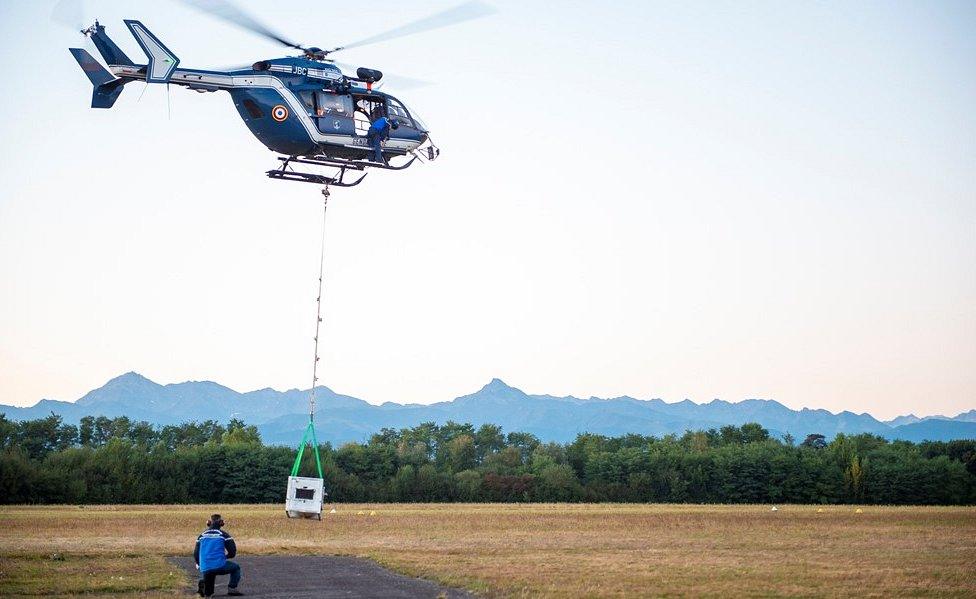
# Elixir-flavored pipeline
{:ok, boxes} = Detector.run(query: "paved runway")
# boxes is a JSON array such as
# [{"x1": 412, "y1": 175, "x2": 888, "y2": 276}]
[{"x1": 169, "y1": 555, "x2": 470, "y2": 598}]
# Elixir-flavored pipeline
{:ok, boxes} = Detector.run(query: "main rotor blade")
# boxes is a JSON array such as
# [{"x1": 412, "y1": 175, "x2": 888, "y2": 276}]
[
  {"x1": 52, "y1": 0, "x2": 86, "y2": 32},
  {"x1": 180, "y1": 0, "x2": 305, "y2": 50},
  {"x1": 337, "y1": 0, "x2": 496, "y2": 53}
]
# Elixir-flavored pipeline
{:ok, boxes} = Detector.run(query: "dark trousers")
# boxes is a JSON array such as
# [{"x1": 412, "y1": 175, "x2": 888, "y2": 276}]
[
  {"x1": 367, "y1": 132, "x2": 384, "y2": 163},
  {"x1": 200, "y1": 560, "x2": 241, "y2": 595}
]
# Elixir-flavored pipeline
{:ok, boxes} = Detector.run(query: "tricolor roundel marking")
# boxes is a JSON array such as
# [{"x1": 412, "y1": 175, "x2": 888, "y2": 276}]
[{"x1": 271, "y1": 105, "x2": 289, "y2": 122}]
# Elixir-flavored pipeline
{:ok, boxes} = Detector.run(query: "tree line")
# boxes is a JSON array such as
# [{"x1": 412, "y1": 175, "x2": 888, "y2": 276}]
[{"x1": 1, "y1": 413, "x2": 974, "y2": 504}]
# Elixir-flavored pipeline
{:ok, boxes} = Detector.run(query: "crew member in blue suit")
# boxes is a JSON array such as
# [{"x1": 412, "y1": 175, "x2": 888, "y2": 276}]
[
  {"x1": 195, "y1": 513, "x2": 243, "y2": 597},
  {"x1": 366, "y1": 115, "x2": 398, "y2": 163}
]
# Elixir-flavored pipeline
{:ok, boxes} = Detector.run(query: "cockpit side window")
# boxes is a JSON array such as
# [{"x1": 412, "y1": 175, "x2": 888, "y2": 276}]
[
  {"x1": 386, "y1": 98, "x2": 414, "y2": 129},
  {"x1": 298, "y1": 90, "x2": 315, "y2": 114},
  {"x1": 314, "y1": 92, "x2": 352, "y2": 117}
]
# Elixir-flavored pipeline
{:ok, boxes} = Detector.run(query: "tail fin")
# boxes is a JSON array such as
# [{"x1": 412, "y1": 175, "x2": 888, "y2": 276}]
[
  {"x1": 69, "y1": 48, "x2": 127, "y2": 109},
  {"x1": 89, "y1": 21, "x2": 135, "y2": 67},
  {"x1": 123, "y1": 20, "x2": 180, "y2": 83}
]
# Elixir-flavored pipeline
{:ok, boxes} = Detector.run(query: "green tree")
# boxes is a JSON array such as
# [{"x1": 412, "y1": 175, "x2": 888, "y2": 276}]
[
  {"x1": 393, "y1": 464, "x2": 416, "y2": 501},
  {"x1": 844, "y1": 454, "x2": 865, "y2": 502},
  {"x1": 454, "y1": 469, "x2": 482, "y2": 501},
  {"x1": 801, "y1": 434, "x2": 827, "y2": 449},
  {"x1": 740, "y1": 423, "x2": 770, "y2": 444},
  {"x1": 506, "y1": 431, "x2": 541, "y2": 461},
  {"x1": 535, "y1": 464, "x2": 582, "y2": 502},
  {"x1": 417, "y1": 463, "x2": 445, "y2": 501},
  {"x1": 443, "y1": 435, "x2": 476, "y2": 473},
  {"x1": 474, "y1": 423, "x2": 505, "y2": 462},
  {"x1": 16, "y1": 413, "x2": 77, "y2": 458},
  {"x1": 0, "y1": 448, "x2": 37, "y2": 502},
  {"x1": 484, "y1": 446, "x2": 523, "y2": 475},
  {"x1": 221, "y1": 419, "x2": 262, "y2": 445},
  {"x1": 2, "y1": 415, "x2": 974, "y2": 506}
]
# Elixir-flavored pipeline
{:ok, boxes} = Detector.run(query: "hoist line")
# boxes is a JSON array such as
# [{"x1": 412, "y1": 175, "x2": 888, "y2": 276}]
[
  {"x1": 290, "y1": 185, "x2": 329, "y2": 481},
  {"x1": 308, "y1": 185, "x2": 330, "y2": 423}
]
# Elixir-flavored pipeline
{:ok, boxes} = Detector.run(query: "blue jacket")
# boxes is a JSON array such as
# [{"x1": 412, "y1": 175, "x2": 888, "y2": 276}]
[
  {"x1": 194, "y1": 528, "x2": 236, "y2": 572},
  {"x1": 368, "y1": 117, "x2": 391, "y2": 138}
]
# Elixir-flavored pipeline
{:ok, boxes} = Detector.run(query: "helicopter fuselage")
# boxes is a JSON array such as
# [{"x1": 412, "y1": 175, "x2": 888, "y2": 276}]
[
  {"x1": 111, "y1": 58, "x2": 429, "y2": 160},
  {"x1": 73, "y1": 20, "x2": 430, "y2": 164}
]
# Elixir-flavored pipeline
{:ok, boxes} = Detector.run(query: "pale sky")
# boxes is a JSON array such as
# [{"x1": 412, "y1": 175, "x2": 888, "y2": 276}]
[{"x1": 0, "y1": 0, "x2": 974, "y2": 420}]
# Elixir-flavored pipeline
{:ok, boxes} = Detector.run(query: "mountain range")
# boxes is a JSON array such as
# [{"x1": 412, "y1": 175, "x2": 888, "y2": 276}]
[{"x1": 2, "y1": 372, "x2": 974, "y2": 446}]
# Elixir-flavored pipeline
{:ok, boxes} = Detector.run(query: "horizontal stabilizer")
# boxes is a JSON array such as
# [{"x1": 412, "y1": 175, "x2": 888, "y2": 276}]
[
  {"x1": 69, "y1": 48, "x2": 128, "y2": 109},
  {"x1": 69, "y1": 48, "x2": 114, "y2": 86},
  {"x1": 124, "y1": 19, "x2": 179, "y2": 83}
]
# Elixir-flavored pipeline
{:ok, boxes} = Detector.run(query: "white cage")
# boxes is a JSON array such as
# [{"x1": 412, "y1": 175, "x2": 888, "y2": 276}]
[{"x1": 285, "y1": 476, "x2": 324, "y2": 520}]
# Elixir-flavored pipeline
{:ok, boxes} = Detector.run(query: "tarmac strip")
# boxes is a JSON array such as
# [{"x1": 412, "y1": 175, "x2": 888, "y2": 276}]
[{"x1": 169, "y1": 555, "x2": 471, "y2": 598}]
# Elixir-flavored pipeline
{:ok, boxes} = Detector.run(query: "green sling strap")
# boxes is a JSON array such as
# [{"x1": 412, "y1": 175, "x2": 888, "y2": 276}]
[{"x1": 290, "y1": 418, "x2": 324, "y2": 478}]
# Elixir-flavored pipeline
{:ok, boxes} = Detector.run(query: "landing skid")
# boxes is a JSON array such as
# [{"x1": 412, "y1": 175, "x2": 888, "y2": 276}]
[{"x1": 266, "y1": 154, "x2": 418, "y2": 187}]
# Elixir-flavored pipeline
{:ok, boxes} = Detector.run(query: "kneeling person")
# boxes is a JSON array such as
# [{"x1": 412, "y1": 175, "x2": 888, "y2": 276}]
[{"x1": 195, "y1": 513, "x2": 242, "y2": 596}]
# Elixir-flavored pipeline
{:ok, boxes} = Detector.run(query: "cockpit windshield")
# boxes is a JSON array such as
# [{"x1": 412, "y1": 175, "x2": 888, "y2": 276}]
[
  {"x1": 387, "y1": 96, "x2": 428, "y2": 132},
  {"x1": 403, "y1": 102, "x2": 428, "y2": 132},
  {"x1": 386, "y1": 97, "x2": 413, "y2": 129}
]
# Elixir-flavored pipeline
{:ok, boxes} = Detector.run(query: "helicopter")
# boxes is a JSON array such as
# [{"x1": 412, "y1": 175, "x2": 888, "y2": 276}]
[{"x1": 68, "y1": 1, "x2": 494, "y2": 187}]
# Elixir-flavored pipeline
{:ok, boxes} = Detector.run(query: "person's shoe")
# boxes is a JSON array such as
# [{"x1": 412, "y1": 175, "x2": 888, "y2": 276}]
[
  {"x1": 198, "y1": 580, "x2": 206, "y2": 596},
  {"x1": 227, "y1": 590, "x2": 244, "y2": 596}
]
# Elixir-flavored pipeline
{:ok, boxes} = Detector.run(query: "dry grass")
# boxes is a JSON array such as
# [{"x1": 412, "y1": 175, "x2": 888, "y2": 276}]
[
  {"x1": 0, "y1": 553, "x2": 183, "y2": 598},
  {"x1": 1, "y1": 503, "x2": 974, "y2": 597}
]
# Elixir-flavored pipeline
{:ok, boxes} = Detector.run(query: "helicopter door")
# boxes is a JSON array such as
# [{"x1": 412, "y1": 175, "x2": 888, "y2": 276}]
[
  {"x1": 313, "y1": 92, "x2": 355, "y2": 137},
  {"x1": 353, "y1": 96, "x2": 386, "y2": 136}
]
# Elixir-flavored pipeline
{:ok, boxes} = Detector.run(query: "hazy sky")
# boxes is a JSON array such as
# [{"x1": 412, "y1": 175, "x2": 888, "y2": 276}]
[{"x1": 1, "y1": 1, "x2": 974, "y2": 419}]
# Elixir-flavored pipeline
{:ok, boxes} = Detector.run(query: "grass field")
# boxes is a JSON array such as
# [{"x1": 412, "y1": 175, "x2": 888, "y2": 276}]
[{"x1": 1, "y1": 504, "x2": 974, "y2": 597}]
